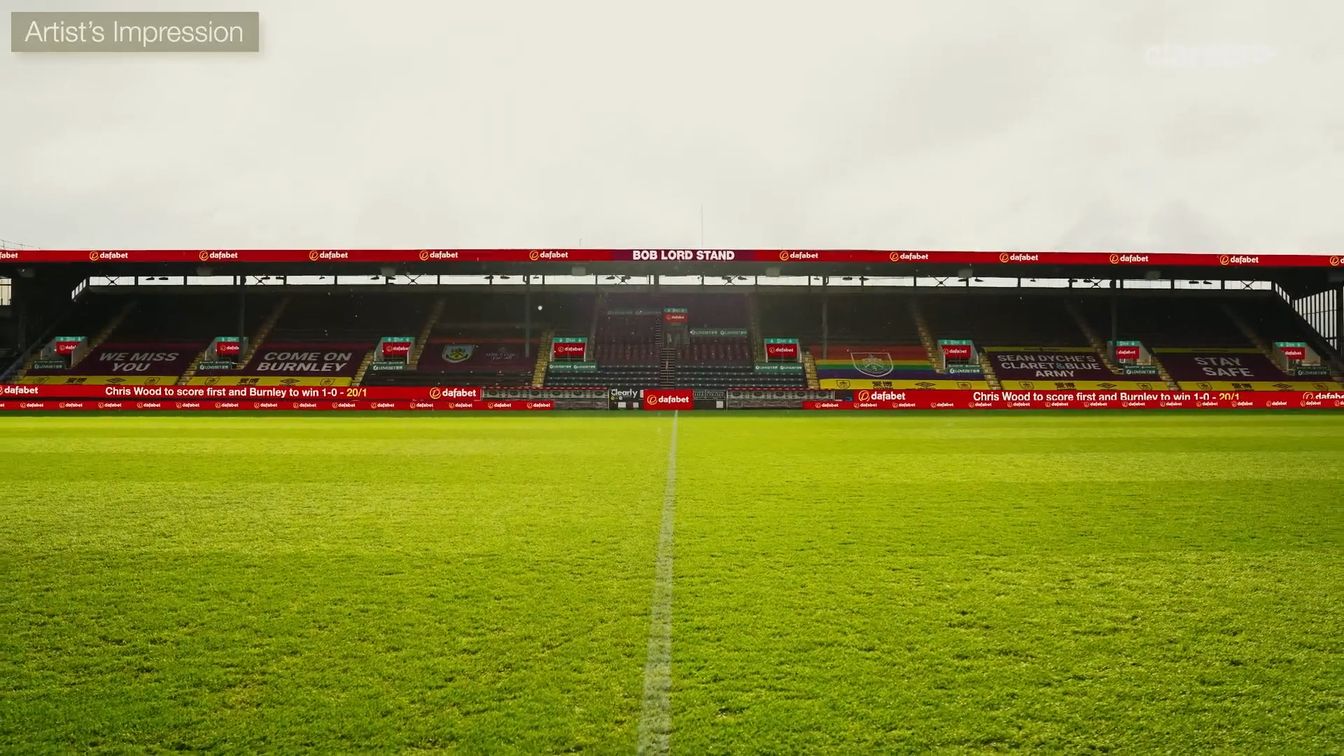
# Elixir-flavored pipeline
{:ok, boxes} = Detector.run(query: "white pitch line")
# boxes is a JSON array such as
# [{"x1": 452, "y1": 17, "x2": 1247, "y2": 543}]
[{"x1": 637, "y1": 410, "x2": 678, "y2": 755}]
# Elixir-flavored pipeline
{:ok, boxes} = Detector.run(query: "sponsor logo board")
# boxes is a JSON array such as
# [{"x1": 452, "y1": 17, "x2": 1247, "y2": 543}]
[{"x1": 642, "y1": 389, "x2": 695, "y2": 410}]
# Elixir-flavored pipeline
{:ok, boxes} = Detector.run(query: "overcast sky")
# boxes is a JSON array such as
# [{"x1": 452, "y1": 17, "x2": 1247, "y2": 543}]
[{"x1": 2, "y1": 0, "x2": 1341, "y2": 252}]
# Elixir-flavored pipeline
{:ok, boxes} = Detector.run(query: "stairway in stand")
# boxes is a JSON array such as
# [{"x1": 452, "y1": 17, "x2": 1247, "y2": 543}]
[
  {"x1": 1152, "y1": 359, "x2": 1181, "y2": 391},
  {"x1": 589, "y1": 291, "x2": 605, "y2": 343},
  {"x1": 657, "y1": 323, "x2": 675, "y2": 388},
  {"x1": 352, "y1": 296, "x2": 448, "y2": 387},
  {"x1": 178, "y1": 349, "x2": 210, "y2": 386},
  {"x1": 92, "y1": 300, "x2": 137, "y2": 348},
  {"x1": 351, "y1": 350, "x2": 379, "y2": 387},
  {"x1": 1063, "y1": 301, "x2": 1119, "y2": 368},
  {"x1": 978, "y1": 352, "x2": 1002, "y2": 390},
  {"x1": 13, "y1": 298, "x2": 137, "y2": 382},
  {"x1": 180, "y1": 296, "x2": 289, "y2": 385},
  {"x1": 1065, "y1": 301, "x2": 1177, "y2": 389},
  {"x1": 748, "y1": 291, "x2": 765, "y2": 362},
  {"x1": 531, "y1": 330, "x2": 554, "y2": 388},
  {"x1": 1221, "y1": 303, "x2": 1276, "y2": 359},
  {"x1": 802, "y1": 350, "x2": 820, "y2": 389},
  {"x1": 909, "y1": 299, "x2": 942, "y2": 374},
  {"x1": 1063, "y1": 300, "x2": 1158, "y2": 382},
  {"x1": 407, "y1": 296, "x2": 447, "y2": 368},
  {"x1": 1222, "y1": 302, "x2": 1344, "y2": 387}
]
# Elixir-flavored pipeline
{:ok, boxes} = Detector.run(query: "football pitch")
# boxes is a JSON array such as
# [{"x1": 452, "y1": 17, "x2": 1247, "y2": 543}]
[{"x1": 1, "y1": 412, "x2": 1341, "y2": 752}]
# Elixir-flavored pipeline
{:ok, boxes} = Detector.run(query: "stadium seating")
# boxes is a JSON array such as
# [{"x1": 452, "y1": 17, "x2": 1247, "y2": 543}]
[
  {"x1": 544, "y1": 293, "x2": 808, "y2": 389},
  {"x1": 265, "y1": 291, "x2": 434, "y2": 343},
  {"x1": 761, "y1": 292, "x2": 922, "y2": 343},
  {"x1": 190, "y1": 291, "x2": 433, "y2": 386},
  {"x1": 1071, "y1": 292, "x2": 1342, "y2": 390},
  {"x1": 593, "y1": 309, "x2": 660, "y2": 366},
  {"x1": 670, "y1": 333, "x2": 801, "y2": 389},
  {"x1": 364, "y1": 291, "x2": 591, "y2": 387},
  {"x1": 546, "y1": 303, "x2": 658, "y2": 388},
  {"x1": 921, "y1": 293, "x2": 1085, "y2": 346},
  {"x1": 1229, "y1": 295, "x2": 1333, "y2": 347},
  {"x1": 109, "y1": 291, "x2": 277, "y2": 341},
  {"x1": 8, "y1": 287, "x2": 1340, "y2": 391},
  {"x1": 1073, "y1": 294, "x2": 1249, "y2": 348},
  {"x1": 671, "y1": 294, "x2": 800, "y2": 388},
  {"x1": 761, "y1": 292, "x2": 983, "y2": 389},
  {"x1": 366, "y1": 339, "x2": 537, "y2": 387},
  {"x1": 17, "y1": 292, "x2": 278, "y2": 385}
]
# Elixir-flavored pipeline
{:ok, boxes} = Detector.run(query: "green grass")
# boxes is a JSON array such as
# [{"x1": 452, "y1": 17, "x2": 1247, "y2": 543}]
[{"x1": 1, "y1": 413, "x2": 1341, "y2": 752}]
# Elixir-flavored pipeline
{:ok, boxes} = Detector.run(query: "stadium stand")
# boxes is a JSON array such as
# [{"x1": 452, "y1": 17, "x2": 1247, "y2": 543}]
[
  {"x1": 1070, "y1": 292, "x2": 1343, "y2": 390},
  {"x1": 671, "y1": 294, "x2": 802, "y2": 389},
  {"x1": 1226, "y1": 294, "x2": 1340, "y2": 356},
  {"x1": 543, "y1": 302, "x2": 660, "y2": 389},
  {"x1": 6, "y1": 286, "x2": 1340, "y2": 391},
  {"x1": 1074, "y1": 294, "x2": 1249, "y2": 348},
  {"x1": 362, "y1": 291, "x2": 586, "y2": 387},
  {"x1": 540, "y1": 292, "x2": 808, "y2": 389},
  {"x1": 920, "y1": 293, "x2": 1085, "y2": 346},
  {"x1": 107, "y1": 291, "x2": 275, "y2": 341},
  {"x1": 595, "y1": 309, "x2": 659, "y2": 366},
  {"x1": 763, "y1": 292, "x2": 923, "y2": 344},
  {"x1": 762, "y1": 292, "x2": 985, "y2": 389},
  {"x1": 264, "y1": 291, "x2": 434, "y2": 342},
  {"x1": 17, "y1": 292, "x2": 277, "y2": 385},
  {"x1": 189, "y1": 291, "x2": 437, "y2": 386}
]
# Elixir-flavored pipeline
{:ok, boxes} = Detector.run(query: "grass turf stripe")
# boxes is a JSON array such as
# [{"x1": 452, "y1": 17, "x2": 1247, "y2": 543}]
[{"x1": 637, "y1": 411, "x2": 678, "y2": 755}]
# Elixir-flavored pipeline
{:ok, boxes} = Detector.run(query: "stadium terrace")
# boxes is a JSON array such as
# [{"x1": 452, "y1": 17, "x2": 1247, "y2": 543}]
[{"x1": 0, "y1": 247, "x2": 1340, "y2": 411}]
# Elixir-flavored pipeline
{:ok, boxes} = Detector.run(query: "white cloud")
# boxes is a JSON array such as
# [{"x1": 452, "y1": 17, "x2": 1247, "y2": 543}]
[{"x1": 1, "y1": 0, "x2": 1340, "y2": 252}]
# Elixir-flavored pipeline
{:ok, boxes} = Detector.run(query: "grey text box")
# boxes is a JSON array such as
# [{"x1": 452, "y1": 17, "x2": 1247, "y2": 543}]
[{"x1": 12, "y1": 12, "x2": 259, "y2": 52}]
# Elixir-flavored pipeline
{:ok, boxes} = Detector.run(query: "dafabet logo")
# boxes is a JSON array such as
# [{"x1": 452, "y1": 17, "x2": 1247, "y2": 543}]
[{"x1": 643, "y1": 390, "x2": 693, "y2": 410}]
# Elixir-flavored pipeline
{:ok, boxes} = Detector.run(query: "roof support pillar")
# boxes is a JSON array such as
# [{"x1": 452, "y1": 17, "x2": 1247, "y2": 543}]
[
  {"x1": 1336, "y1": 284, "x2": 1343, "y2": 355},
  {"x1": 821, "y1": 276, "x2": 829, "y2": 359},
  {"x1": 237, "y1": 275, "x2": 246, "y2": 342}
]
